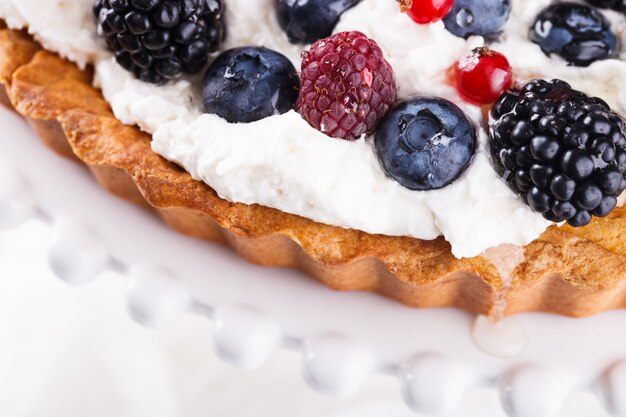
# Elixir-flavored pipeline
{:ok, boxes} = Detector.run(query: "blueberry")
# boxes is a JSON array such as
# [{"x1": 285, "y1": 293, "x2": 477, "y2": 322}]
[
  {"x1": 443, "y1": 0, "x2": 511, "y2": 39},
  {"x1": 530, "y1": 3, "x2": 617, "y2": 67},
  {"x1": 276, "y1": 0, "x2": 362, "y2": 44},
  {"x1": 202, "y1": 47, "x2": 300, "y2": 123},
  {"x1": 375, "y1": 98, "x2": 477, "y2": 191}
]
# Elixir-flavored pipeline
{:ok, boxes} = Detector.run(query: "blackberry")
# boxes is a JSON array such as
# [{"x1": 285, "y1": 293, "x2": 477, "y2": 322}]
[
  {"x1": 584, "y1": 0, "x2": 626, "y2": 12},
  {"x1": 489, "y1": 79, "x2": 626, "y2": 227},
  {"x1": 93, "y1": 0, "x2": 226, "y2": 84}
]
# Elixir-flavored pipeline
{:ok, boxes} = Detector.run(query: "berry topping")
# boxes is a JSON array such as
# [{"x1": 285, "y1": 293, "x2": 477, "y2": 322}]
[
  {"x1": 585, "y1": 0, "x2": 626, "y2": 12},
  {"x1": 443, "y1": 0, "x2": 511, "y2": 39},
  {"x1": 297, "y1": 31, "x2": 397, "y2": 140},
  {"x1": 375, "y1": 98, "x2": 477, "y2": 191},
  {"x1": 530, "y1": 2, "x2": 617, "y2": 67},
  {"x1": 489, "y1": 79, "x2": 626, "y2": 227},
  {"x1": 455, "y1": 47, "x2": 513, "y2": 105},
  {"x1": 93, "y1": 0, "x2": 225, "y2": 84},
  {"x1": 400, "y1": 0, "x2": 455, "y2": 24},
  {"x1": 276, "y1": 0, "x2": 362, "y2": 45},
  {"x1": 202, "y1": 47, "x2": 300, "y2": 123}
]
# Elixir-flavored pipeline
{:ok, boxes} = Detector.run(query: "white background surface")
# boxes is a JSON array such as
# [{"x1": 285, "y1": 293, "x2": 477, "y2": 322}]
[
  {"x1": 0, "y1": 107, "x2": 615, "y2": 417},
  {"x1": 0, "y1": 221, "x2": 613, "y2": 417}
]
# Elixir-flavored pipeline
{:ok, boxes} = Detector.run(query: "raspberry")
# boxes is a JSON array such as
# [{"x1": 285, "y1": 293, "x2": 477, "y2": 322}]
[
  {"x1": 489, "y1": 79, "x2": 626, "y2": 227},
  {"x1": 297, "y1": 31, "x2": 397, "y2": 141}
]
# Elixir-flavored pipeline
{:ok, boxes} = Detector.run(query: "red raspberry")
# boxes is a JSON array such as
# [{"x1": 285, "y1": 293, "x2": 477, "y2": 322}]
[{"x1": 297, "y1": 31, "x2": 397, "y2": 141}]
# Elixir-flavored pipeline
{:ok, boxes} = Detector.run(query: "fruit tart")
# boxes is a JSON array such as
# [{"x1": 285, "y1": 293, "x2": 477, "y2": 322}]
[{"x1": 1, "y1": 0, "x2": 626, "y2": 317}]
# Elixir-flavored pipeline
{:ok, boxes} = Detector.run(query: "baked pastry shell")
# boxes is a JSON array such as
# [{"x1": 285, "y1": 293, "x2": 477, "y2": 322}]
[{"x1": 2, "y1": 26, "x2": 625, "y2": 317}]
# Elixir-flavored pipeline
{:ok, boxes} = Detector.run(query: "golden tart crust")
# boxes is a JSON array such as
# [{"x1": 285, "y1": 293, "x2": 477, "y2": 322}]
[{"x1": 1, "y1": 26, "x2": 626, "y2": 317}]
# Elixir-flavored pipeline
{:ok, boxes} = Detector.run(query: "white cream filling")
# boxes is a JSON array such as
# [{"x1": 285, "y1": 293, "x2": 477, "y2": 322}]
[{"x1": 2, "y1": 0, "x2": 624, "y2": 258}]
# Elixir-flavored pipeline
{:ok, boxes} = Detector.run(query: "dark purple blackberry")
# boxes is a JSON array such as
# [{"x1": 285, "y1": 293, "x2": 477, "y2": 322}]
[
  {"x1": 584, "y1": 0, "x2": 626, "y2": 12},
  {"x1": 489, "y1": 79, "x2": 626, "y2": 227},
  {"x1": 93, "y1": 0, "x2": 226, "y2": 84}
]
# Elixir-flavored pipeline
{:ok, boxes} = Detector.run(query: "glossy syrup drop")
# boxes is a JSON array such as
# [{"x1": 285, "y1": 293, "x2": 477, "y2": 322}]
[
  {"x1": 473, "y1": 244, "x2": 528, "y2": 357},
  {"x1": 472, "y1": 315, "x2": 527, "y2": 358}
]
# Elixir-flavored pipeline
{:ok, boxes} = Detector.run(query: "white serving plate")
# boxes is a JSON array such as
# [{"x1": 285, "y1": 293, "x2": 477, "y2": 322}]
[{"x1": 1, "y1": 106, "x2": 626, "y2": 417}]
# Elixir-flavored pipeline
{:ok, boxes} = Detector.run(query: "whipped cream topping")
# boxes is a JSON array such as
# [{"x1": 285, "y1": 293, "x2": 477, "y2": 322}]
[
  {"x1": 2, "y1": 0, "x2": 99, "y2": 68},
  {"x1": 2, "y1": 0, "x2": 625, "y2": 258}
]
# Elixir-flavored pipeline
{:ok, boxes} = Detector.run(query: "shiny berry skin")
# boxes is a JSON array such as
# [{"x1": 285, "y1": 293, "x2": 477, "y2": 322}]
[
  {"x1": 297, "y1": 31, "x2": 397, "y2": 140},
  {"x1": 489, "y1": 79, "x2": 626, "y2": 227},
  {"x1": 202, "y1": 47, "x2": 300, "y2": 123},
  {"x1": 530, "y1": 2, "x2": 617, "y2": 67},
  {"x1": 584, "y1": 0, "x2": 626, "y2": 12},
  {"x1": 93, "y1": 0, "x2": 226, "y2": 84},
  {"x1": 443, "y1": 0, "x2": 511, "y2": 39},
  {"x1": 455, "y1": 47, "x2": 513, "y2": 105},
  {"x1": 401, "y1": 0, "x2": 454, "y2": 24},
  {"x1": 375, "y1": 97, "x2": 477, "y2": 191},
  {"x1": 276, "y1": 0, "x2": 362, "y2": 44}
]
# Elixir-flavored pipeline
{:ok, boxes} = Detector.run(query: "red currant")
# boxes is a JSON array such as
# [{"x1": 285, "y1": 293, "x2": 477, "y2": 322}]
[
  {"x1": 401, "y1": 0, "x2": 454, "y2": 24},
  {"x1": 455, "y1": 47, "x2": 513, "y2": 105}
]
